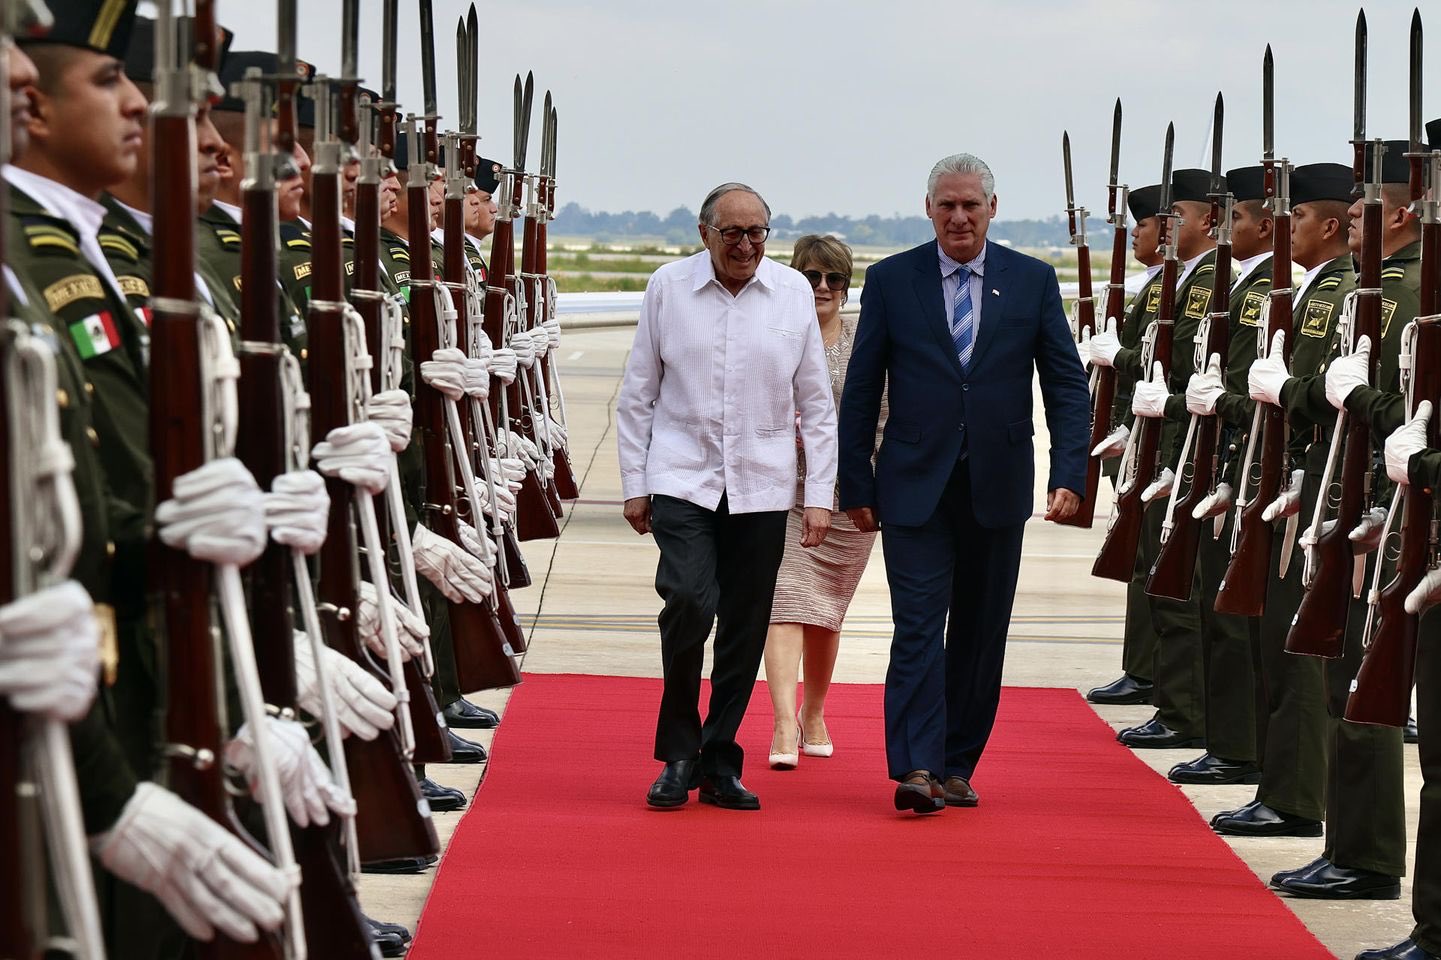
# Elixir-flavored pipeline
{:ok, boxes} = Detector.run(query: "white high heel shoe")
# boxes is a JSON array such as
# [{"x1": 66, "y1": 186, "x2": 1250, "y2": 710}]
[
  {"x1": 769, "y1": 725, "x2": 800, "y2": 769},
  {"x1": 800, "y1": 714, "x2": 834, "y2": 758}
]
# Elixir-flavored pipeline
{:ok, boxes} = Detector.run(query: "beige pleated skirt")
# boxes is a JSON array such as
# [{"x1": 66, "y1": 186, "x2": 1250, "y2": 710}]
[{"x1": 768, "y1": 503, "x2": 878, "y2": 632}]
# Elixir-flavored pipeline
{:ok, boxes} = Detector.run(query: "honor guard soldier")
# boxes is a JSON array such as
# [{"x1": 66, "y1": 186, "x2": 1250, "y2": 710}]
[{"x1": 462, "y1": 155, "x2": 502, "y2": 280}]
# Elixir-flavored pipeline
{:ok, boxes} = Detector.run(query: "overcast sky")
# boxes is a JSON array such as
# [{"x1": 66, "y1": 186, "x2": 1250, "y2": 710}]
[{"x1": 222, "y1": 0, "x2": 1435, "y2": 222}]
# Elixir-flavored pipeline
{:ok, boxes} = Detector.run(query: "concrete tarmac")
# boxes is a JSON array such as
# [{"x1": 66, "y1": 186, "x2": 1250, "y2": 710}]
[{"x1": 363, "y1": 326, "x2": 1418, "y2": 959}]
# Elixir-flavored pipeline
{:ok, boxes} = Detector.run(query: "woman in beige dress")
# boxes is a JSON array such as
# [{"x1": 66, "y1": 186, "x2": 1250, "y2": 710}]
[{"x1": 765, "y1": 235, "x2": 884, "y2": 768}]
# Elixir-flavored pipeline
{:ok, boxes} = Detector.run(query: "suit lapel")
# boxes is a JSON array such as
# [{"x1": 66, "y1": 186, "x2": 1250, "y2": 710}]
[
  {"x1": 966, "y1": 241, "x2": 1007, "y2": 373},
  {"x1": 911, "y1": 244, "x2": 965, "y2": 379}
]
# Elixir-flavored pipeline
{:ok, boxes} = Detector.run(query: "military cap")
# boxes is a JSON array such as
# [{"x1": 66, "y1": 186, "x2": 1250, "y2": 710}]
[
  {"x1": 123, "y1": 18, "x2": 234, "y2": 83},
  {"x1": 213, "y1": 51, "x2": 315, "y2": 120},
  {"x1": 1225, "y1": 166, "x2": 1266, "y2": 203},
  {"x1": 1291, "y1": 163, "x2": 1354, "y2": 205},
  {"x1": 1364, "y1": 140, "x2": 1414, "y2": 185},
  {"x1": 1128, "y1": 184, "x2": 1161, "y2": 222},
  {"x1": 475, "y1": 156, "x2": 502, "y2": 195},
  {"x1": 1429, "y1": 118, "x2": 1441, "y2": 150},
  {"x1": 20, "y1": 0, "x2": 137, "y2": 58},
  {"x1": 1170, "y1": 168, "x2": 1219, "y2": 204}
]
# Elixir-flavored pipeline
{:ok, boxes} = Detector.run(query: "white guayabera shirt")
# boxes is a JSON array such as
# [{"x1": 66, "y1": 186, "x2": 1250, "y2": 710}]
[{"x1": 617, "y1": 251, "x2": 838, "y2": 514}]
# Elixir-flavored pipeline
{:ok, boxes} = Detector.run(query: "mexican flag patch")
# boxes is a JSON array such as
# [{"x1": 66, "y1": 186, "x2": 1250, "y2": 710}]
[{"x1": 68, "y1": 311, "x2": 120, "y2": 359}]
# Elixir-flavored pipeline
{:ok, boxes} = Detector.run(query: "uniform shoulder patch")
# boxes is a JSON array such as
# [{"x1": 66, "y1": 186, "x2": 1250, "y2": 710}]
[
  {"x1": 1381, "y1": 297, "x2": 1399, "y2": 340},
  {"x1": 1183, "y1": 286, "x2": 1211, "y2": 320},
  {"x1": 98, "y1": 233, "x2": 140, "y2": 262},
  {"x1": 43, "y1": 274, "x2": 104, "y2": 312},
  {"x1": 1238, "y1": 290, "x2": 1266, "y2": 327},
  {"x1": 1144, "y1": 285, "x2": 1161, "y2": 315},
  {"x1": 117, "y1": 275, "x2": 149, "y2": 300},
  {"x1": 1300, "y1": 297, "x2": 1335, "y2": 338},
  {"x1": 293, "y1": 262, "x2": 312, "y2": 281}
]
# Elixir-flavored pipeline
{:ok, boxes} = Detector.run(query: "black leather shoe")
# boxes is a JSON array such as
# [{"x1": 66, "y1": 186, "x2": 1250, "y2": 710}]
[
  {"x1": 941, "y1": 775, "x2": 979, "y2": 807},
  {"x1": 1356, "y1": 939, "x2": 1441, "y2": 959},
  {"x1": 1168, "y1": 753, "x2": 1262, "y2": 785},
  {"x1": 1273, "y1": 861, "x2": 1401, "y2": 900},
  {"x1": 1086, "y1": 674, "x2": 1154, "y2": 705},
  {"x1": 1117, "y1": 717, "x2": 1204, "y2": 749},
  {"x1": 1269, "y1": 856, "x2": 1329, "y2": 888},
  {"x1": 698, "y1": 775, "x2": 760, "y2": 810},
  {"x1": 442, "y1": 698, "x2": 500, "y2": 729},
  {"x1": 1406, "y1": 717, "x2": 1420, "y2": 744},
  {"x1": 1212, "y1": 802, "x2": 1322, "y2": 837},
  {"x1": 361, "y1": 855, "x2": 437, "y2": 875},
  {"x1": 441, "y1": 729, "x2": 487, "y2": 764},
  {"x1": 646, "y1": 759, "x2": 700, "y2": 808},
  {"x1": 1209, "y1": 798, "x2": 1258, "y2": 827},
  {"x1": 366, "y1": 917, "x2": 407, "y2": 957},
  {"x1": 418, "y1": 776, "x2": 466, "y2": 812},
  {"x1": 893, "y1": 771, "x2": 944, "y2": 814},
  {"x1": 365, "y1": 916, "x2": 412, "y2": 945}
]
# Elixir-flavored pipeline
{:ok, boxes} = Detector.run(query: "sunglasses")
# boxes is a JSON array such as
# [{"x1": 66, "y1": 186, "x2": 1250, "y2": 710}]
[{"x1": 802, "y1": 270, "x2": 850, "y2": 292}]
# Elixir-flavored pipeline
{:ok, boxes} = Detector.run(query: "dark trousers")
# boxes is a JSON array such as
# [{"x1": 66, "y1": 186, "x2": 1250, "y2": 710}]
[
  {"x1": 650, "y1": 493, "x2": 787, "y2": 778},
  {"x1": 1112, "y1": 471, "x2": 1157, "y2": 683},
  {"x1": 1143, "y1": 498, "x2": 1205, "y2": 737},
  {"x1": 1253, "y1": 527, "x2": 1329, "y2": 820},
  {"x1": 1198, "y1": 524, "x2": 1258, "y2": 762},
  {"x1": 422, "y1": 579, "x2": 462, "y2": 707},
  {"x1": 1323, "y1": 594, "x2": 1406, "y2": 876},
  {"x1": 1411, "y1": 609, "x2": 1441, "y2": 951},
  {"x1": 879, "y1": 459, "x2": 1025, "y2": 781}
]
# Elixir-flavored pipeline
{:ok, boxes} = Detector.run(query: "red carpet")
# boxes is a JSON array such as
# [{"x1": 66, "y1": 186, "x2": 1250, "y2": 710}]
[{"x1": 409, "y1": 675, "x2": 1334, "y2": 959}]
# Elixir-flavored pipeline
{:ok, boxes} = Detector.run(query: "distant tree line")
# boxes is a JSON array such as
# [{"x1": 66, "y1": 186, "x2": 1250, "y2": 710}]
[{"x1": 551, "y1": 202, "x2": 1110, "y2": 249}]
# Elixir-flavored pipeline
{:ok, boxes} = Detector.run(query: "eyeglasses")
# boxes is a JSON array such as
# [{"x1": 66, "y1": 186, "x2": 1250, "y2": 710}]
[
  {"x1": 802, "y1": 270, "x2": 849, "y2": 292},
  {"x1": 707, "y1": 224, "x2": 771, "y2": 245}
]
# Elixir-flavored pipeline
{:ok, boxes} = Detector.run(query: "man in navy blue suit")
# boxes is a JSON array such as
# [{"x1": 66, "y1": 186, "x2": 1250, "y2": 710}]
[{"x1": 838, "y1": 153, "x2": 1091, "y2": 813}]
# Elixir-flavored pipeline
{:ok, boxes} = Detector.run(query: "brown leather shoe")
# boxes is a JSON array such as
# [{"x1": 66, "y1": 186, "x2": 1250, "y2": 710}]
[
  {"x1": 942, "y1": 776, "x2": 979, "y2": 807},
  {"x1": 893, "y1": 770, "x2": 944, "y2": 814}
]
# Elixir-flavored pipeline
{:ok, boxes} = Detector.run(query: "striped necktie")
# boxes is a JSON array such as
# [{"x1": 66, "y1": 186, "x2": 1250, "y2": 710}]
[{"x1": 951, "y1": 265, "x2": 975, "y2": 371}]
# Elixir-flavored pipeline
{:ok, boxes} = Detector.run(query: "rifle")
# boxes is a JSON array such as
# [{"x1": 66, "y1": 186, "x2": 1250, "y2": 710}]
[
  {"x1": 536, "y1": 99, "x2": 580, "y2": 501},
  {"x1": 231, "y1": 53, "x2": 372, "y2": 958},
  {"x1": 1287, "y1": 17, "x2": 1385, "y2": 657},
  {"x1": 1092, "y1": 122, "x2": 1178, "y2": 583},
  {"x1": 1148, "y1": 94, "x2": 1232, "y2": 600},
  {"x1": 1346, "y1": 74, "x2": 1438, "y2": 726},
  {"x1": 487, "y1": 73, "x2": 560, "y2": 541},
  {"x1": 148, "y1": 6, "x2": 302, "y2": 956},
  {"x1": 1057, "y1": 126, "x2": 1099, "y2": 528},
  {"x1": 298, "y1": 17, "x2": 438, "y2": 862},
  {"x1": 1215, "y1": 47, "x2": 1294, "y2": 616}
]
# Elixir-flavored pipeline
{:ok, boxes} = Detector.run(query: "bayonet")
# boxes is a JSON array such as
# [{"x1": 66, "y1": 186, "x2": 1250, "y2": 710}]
[
  {"x1": 381, "y1": 0, "x2": 397, "y2": 104},
  {"x1": 1062, "y1": 130, "x2": 1078, "y2": 243},
  {"x1": 541, "y1": 91, "x2": 553, "y2": 177},
  {"x1": 1410, "y1": 8, "x2": 1423, "y2": 155},
  {"x1": 1353, "y1": 9, "x2": 1367, "y2": 190},
  {"x1": 1209, "y1": 93, "x2": 1224, "y2": 194},
  {"x1": 341, "y1": 0, "x2": 358, "y2": 80},
  {"x1": 1106, "y1": 98, "x2": 1121, "y2": 219},
  {"x1": 456, "y1": 17, "x2": 469, "y2": 131},
  {"x1": 466, "y1": 4, "x2": 479, "y2": 134},
  {"x1": 419, "y1": 0, "x2": 437, "y2": 118},
  {"x1": 1159, "y1": 123, "x2": 1175, "y2": 217},
  {"x1": 549, "y1": 106, "x2": 558, "y2": 184},
  {"x1": 1262, "y1": 45, "x2": 1274, "y2": 162},
  {"x1": 515, "y1": 71, "x2": 534, "y2": 171}
]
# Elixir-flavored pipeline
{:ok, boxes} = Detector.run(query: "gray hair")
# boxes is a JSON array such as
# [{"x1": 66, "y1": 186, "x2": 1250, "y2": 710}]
[
  {"x1": 927, "y1": 154, "x2": 995, "y2": 202},
  {"x1": 698, "y1": 182, "x2": 772, "y2": 226}
]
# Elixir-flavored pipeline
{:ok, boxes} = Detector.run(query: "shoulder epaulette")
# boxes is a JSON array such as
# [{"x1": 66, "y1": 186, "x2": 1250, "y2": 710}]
[
  {"x1": 1252, "y1": 277, "x2": 1272, "y2": 286},
  {"x1": 341, "y1": 236, "x2": 354, "y2": 247},
  {"x1": 388, "y1": 245, "x2": 410, "y2": 263},
  {"x1": 22, "y1": 219, "x2": 79, "y2": 256},
  {"x1": 98, "y1": 233, "x2": 140, "y2": 262},
  {"x1": 215, "y1": 227, "x2": 242, "y2": 249},
  {"x1": 1316, "y1": 277, "x2": 1343, "y2": 290},
  {"x1": 285, "y1": 236, "x2": 312, "y2": 251},
  {"x1": 1193, "y1": 263, "x2": 1215, "y2": 276},
  {"x1": 1382, "y1": 267, "x2": 1407, "y2": 281}
]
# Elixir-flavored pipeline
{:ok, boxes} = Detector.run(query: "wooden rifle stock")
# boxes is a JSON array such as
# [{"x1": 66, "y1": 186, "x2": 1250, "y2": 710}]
[
  {"x1": 409, "y1": 177, "x2": 520, "y2": 692},
  {"x1": 1346, "y1": 230, "x2": 1441, "y2": 724},
  {"x1": 1147, "y1": 241, "x2": 1233, "y2": 600},
  {"x1": 311, "y1": 120, "x2": 438, "y2": 865},
  {"x1": 1059, "y1": 217, "x2": 1099, "y2": 528},
  {"x1": 1092, "y1": 253, "x2": 1179, "y2": 582},
  {"x1": 1215, "y1": 176, "x2": 1293, "y2": 616},
  {"x1": 1287, "y1": 201, "x2": 1384, "y2": 656}
]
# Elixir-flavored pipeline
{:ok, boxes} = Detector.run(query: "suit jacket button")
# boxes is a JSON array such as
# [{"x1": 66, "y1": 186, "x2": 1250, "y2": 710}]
[{"x1": 962, "y1": 383, "x2": 969, "y2": 392}]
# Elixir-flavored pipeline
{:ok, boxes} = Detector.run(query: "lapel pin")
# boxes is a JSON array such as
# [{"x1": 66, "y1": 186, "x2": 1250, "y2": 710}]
[{"x1": 991, "y1": 289, "x2": 999, "y2": 297}]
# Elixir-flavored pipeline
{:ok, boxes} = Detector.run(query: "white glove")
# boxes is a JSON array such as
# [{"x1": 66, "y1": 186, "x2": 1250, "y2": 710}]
[
  {"x1": 1141, "y1": 467, "x2": 1174, "y2": 504},
  {"x1": 496, "y1": 457, "x2": 527, "y2": 487},
  {"x1": 1088, "y1": 318, "x2": 1121, "y2": 368},
  {"x1": 0, "y1": 580, "x2": 99, "y2": 721},
  {"x1": 357, "y1": 580, "x2": 427, "y2": 660},
  {"x1": 457, "y1": 518, "x2": 497, "y2": 564},
  {"x1": 1192, "y1": 481, "x2": 1233, "y2": 520},
  {"x1": 1248, "y1": 331, "x2": 1291, "y2": 405},
  {"x1": 420, "y1": 346, "x2": 468, "y2": 402},
  {"x1": 463, "y1": 357, "x2": 491, "y2": 399},
  {"x1": 542, "y1": 317, "x2": 561, "y2": 349},
  {"x1": 1386, "y1": 400, "x2": 1431, "y2": 485},
  {"x1": 1131, "y1": 363, "x2": 1170, "y2": 419},
  {"x1": 365, "y1": 389, "x2": 413, "y2": 453},
  {"x1": 94, "y1": 782, "x2": 293, "y2": 943},
  {"x1": 1076, "y1": 326, "x2": 1091, "y2": 370},
  {"x1": 1406, "y1": 568, "x2": 1441, "y2": 615},
  {"x1": 1348, "y1": 506, "x2": 1388, "y2": 555},
  {"x1": 481, "y1": 474, "x2": 517, "y2": 522},
  {"x1": 225, "y1": 716, "x2": 353, "y2": 828},
  {"x1": 412, "y1": 523, "x2": 493, "y2": 603},
  {"x1": 545, "y1": 416, "x2": 569, "y2": 448},
  {"x1": 155, "y1": 458, "x2": 267, "y2": 566},
  {"x1": 490, "y1": 348, "x2": 518, "y2": 385},
  {"x1": 509, "y1": 330, "x2": 537, "y2": 368},
  {"x1": 293, "y1": 632, "x2": 396, "y2": 741},
  {"x1": 1262, "y1": 468, "x2": 1305, "y2": 522},
  {"x1": 528, "y1": 325, "x2": 550, "y2": 354},
  {"x1": 1091, "y1": 423, "x2": 1129, "y2": 460},
  {"x1": 1186, "y1": 355, "x2": 1225, "y2": 416},
  {"x1": 264, "y1": 469, "x2": 329, "y2": 555},
  {"x1": 312, "y1": 422, "x2": 391, "y2": 496},
  {"x1": 1326, "y1": 335, "x2": 1371, "y2": 411}
]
